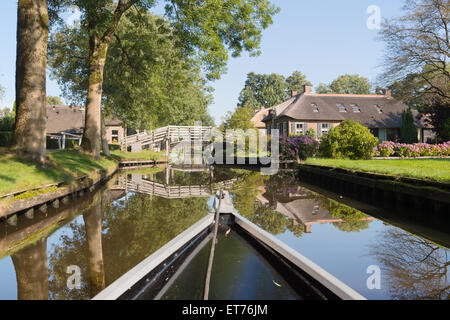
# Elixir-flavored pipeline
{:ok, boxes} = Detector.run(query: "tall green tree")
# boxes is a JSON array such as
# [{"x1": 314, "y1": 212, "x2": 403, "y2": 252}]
[
  {"x1": 11, "y1": 0, "x2": 50, "y2": 163},
  {"x1": 52, "y1": 0, "x2": 278, "y2": 159},
  {"x1": 400, "y1": 108, "x2": 419, "y2": 143},
  {"x1": 48, "y1": 11, "x2": 213, "y2": 131},
  {"x1": 285, "y1": 70, "x2": 312, "y2": 93},
  {"x1": 315, "y1": 83, "x2": 331, "y2": 94},
  {"x1": 238, "y1": 70, "x2": 311, "y2": 110},
  {"x1": 328, "y1": 74, "x2": 372, "y2": 94},
  {"x1": 221, "y1": 106, "x2": 255, "y2": 131}
]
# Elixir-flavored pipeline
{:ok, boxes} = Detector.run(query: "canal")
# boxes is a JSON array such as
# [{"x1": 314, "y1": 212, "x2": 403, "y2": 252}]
[{"x1": 0, "y1": 165, "x2": 448, "y2": 300}]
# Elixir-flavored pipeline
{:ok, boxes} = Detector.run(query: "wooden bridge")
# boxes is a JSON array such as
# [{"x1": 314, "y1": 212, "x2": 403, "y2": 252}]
[
  {"x1": 111, "y1": 174, "x2": 236, "y2": 199},
  {"x1": 121, "y1": 126, "x2": 214, "y2": 152}
]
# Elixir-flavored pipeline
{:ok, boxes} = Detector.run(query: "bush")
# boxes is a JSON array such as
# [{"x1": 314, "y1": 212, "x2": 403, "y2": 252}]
[
  {"x1": 280, "y1": 135, "x2": 319, "y2": 161},
  {"x1": 109, "y1": 144, "x2": 121, "y2": 151},
  {"x1": 374, "y1": 141, "x2": 450, "y2": 157},
  {"x1": 0, "y1": 131, "x2": 13, "y2": 147},
  {"x1": 306, "y1": 128, "x2": 316, "y2": 138},
  {"x1": 319, "y1": 119, "x2": 379, "y2": 160}
]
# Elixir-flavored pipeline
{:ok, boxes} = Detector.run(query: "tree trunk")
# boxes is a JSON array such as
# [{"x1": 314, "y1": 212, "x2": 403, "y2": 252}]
[
  {"x1": 101, "y1": 111, "x2": 110, "y2": 157},
  {"x1": 83, "y1": 192, "x2": 105, "y2": 297},
  {"x1": 80, "y1": 36, "x2": 109, "y2": 159},
  {"x1": 11, "y1": 238, "x2": 48, "y2": 300},
  {"x1": 11, "y1": 0, "x2": 49, "y2": 163}
]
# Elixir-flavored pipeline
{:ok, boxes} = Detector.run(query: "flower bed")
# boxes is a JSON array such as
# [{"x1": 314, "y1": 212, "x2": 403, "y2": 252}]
[
  {"x1": 373, "y1": 141, "x2": 450, "y2": 158},
  {"x1": 279, "y1": 135, "x2": 320, "y2": 161}
]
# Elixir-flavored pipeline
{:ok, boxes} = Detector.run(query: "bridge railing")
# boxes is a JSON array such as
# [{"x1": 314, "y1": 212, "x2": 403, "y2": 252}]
[{"x1": 121, "y1": 126, "x2": 214, "y2": 150}]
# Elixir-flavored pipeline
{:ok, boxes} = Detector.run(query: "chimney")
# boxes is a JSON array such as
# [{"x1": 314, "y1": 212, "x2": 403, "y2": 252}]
[
  {"x1": 290, "y1": 90, "x2": 298, "y2": 97},
  {"x1": 385, "y1": 88, "x2": 392, "y2": 98},
  {"x1": 303, "y1": 85, "x2": 312, "y2": 94}
]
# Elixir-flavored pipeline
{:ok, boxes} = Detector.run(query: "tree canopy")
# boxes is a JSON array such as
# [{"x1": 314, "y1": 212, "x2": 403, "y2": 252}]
[
  {"x1": 238, "y1": 71, "x2": 312, "y2": 110},
  {"x1": 47, "y1": 0, "x2": 279, "y2": 157},
  {"x1": 46, "y1": 96, "x2": 63, "y2": 105},
  {"x1": 315, "y1": 74, "x2": 372, "y2": 94},
  {"x1": 48, "y1": 10, "x2": 214, "y2": 129}
]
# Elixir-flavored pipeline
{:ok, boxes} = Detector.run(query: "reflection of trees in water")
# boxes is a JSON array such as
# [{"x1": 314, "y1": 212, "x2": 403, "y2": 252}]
[
  {"x1": 265, "y1": 171, "x2": 303, "y2": 200},
  {"x1": 229, "y1": 171, "x2": 304, "y2": 237},
  {"x1": 370, "y1": 228, "x2": 449, "y2": 300},
  {"x1": 47, "y1": 190, "x2": 209, "y2": 300},
  {"x1": 11, "y1": 238, "x2": 48, "y2": 300},
  {"x1": 265, "y1": 172, "x2": 371, "y2": 234},
  {"x1": 318, "y1": 195, "x2": 371, "y2": 233}
]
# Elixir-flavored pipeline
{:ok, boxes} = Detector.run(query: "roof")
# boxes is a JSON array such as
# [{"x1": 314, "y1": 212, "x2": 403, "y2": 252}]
[
  {"x1": 46, "y1": 105, "x2": 123, "y2": 134},
  {"x1": 263, "y1": 92, "x2": 427, "y2": 128},
  {"x1": 46, "y1": 105, "x2": 85, "y2": 134},
  {"x1": 250, "y1": 107, "x2": 270, "y2": 128}
]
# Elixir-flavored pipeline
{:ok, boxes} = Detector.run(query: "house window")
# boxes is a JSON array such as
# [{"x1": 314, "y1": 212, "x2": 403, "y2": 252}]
[
  {"x1": 318, "y1": 123, "x2": 331, "y2": 138},
  {"x1": 351, "y1": 104, "x2": 361, "y2": 113},
  {"x1": 374, "y1": 105, "x2": 383, "y2": 114},
  {"x1": 311, "y1": 103, "x2": 319, "y2": 113},
  {"x1": 281, "y1": 122, "x2": 288, "y2": 136},
  {"x1": 337, "y1": 104, "x2": 347, "y2": 112},
  {"x1": 111, "y1": 129, "x2": 119, "y2": 143},
  {"x1": 277, "y1": 122, "x2": 288, "y2": 136},
  {"x1": 292, "y1": 122, "x2": 306, "y2": 135}
]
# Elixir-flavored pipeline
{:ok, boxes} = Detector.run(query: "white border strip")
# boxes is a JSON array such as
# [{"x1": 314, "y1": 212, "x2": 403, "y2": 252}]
[
  {"x1": 93, "y1": 214, "x2": 214, "y2": 300},
  {"x1": 233, "y1": 212, "x2": 366, "y2": 300}
]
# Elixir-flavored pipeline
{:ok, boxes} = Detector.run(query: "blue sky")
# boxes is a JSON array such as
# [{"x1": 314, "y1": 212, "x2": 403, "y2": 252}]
[{"x1": 0, "y1": 0, "x2": 404, "y2": 125}]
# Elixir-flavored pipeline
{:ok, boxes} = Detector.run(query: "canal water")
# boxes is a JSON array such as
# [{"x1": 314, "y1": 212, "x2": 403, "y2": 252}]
[{"x1": 0, "y1": 166, "x2": 448, "y2": 300}]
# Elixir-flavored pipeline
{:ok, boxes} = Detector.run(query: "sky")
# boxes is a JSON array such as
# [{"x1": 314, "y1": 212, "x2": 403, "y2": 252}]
[{"x1": 0, "y1": 0, "x2": 405, "y2": 125}]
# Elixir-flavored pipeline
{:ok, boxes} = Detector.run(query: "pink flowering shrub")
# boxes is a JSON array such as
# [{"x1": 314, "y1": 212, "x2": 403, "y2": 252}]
[{"x1": 373, "y1": 141, "x2": 450, "y2": 158}]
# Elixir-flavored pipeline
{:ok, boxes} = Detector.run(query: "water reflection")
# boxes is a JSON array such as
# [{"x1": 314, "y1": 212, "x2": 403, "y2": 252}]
[
  {"x1": 11, "y1": 238, "x2": 48, "y2": 300},
  {"x1": 229, "y1": 171, "x2": 375, "y2": 236},
  {"x1": 0, "y1": 166, "x2": 448, "y2": 300},
  {"x1": 369, "y1": 228, "x2": 449, "y2": 300}
]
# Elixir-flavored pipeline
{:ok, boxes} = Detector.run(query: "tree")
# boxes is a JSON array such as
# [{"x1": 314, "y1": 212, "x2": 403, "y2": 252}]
[
  {"x1": 419, "y1": 97, "x2": 450, "y2": 142},
  {"x1": 46, "y1": 96, "x2": 63, "y2": 105},
  {"x1": 286, "y1": 71, "x2": 312, "y2": 93},
  {"x1": 11, "y1": 0, "x2": 49, "y2": 163},
  {"x1": 238, "y1": 70, "x2": 312, "y2": 110},
  {"x1": 400, "y1": 108, "x2": 419, "y2": 143},
  {"x1": 52, "y1": 0, "x2": 278, "y2": 159},
  {"x1": 378, "y1": 0, "x2": 449, "y2": 100},
  {"x1": 314, "y1": 75, "x2": 372, "y2": 94},
  {"x1": 221, "y1": 106, "x2": 255, "y2": 131},
  {"x1": 48, "y1": 11, "x2": 214, "y2": 131},
  {"x1": 0, "y1": 85, "x2": 4, "y2": 100},
  {"x1": 328, "y1": 74, "x2": 372, "y2": 94},
  {"x1": 238, "y1": 72, "x2": 288, "y2": 110},
  {"x1": 315, "y1": 83, "x2": 331, "y2": 94}
]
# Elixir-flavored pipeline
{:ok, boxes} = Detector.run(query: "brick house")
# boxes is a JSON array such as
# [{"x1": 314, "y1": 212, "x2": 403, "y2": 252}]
[{"x1": 261, "y1": 86, "x2": 435, "y2": 143}]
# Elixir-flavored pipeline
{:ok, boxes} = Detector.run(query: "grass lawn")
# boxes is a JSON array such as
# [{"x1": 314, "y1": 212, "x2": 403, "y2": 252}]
[
  {"x1": 110, "y1": 149, "x2": 166, "y2": 161},
  {"x1": 305, "y1": 158, "x2": 450, "y2": 183},
  {"x1": 0, "y1": 149, "x2": 118, "y2": 197}
]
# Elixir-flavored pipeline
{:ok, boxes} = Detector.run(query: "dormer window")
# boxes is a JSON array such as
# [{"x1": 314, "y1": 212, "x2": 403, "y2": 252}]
[
  {"x1": 374, "y1": 105, "x2": 383, "y2": 114},
  {"x1": 337, "y1": 104, "x2": 347, "y2": 113},
  {"x1": 351, "y1": 104, "x2": 361, "y2": 113},
  {"x1": 311, "y1": 103, "x2": 319, "y2": 113}
]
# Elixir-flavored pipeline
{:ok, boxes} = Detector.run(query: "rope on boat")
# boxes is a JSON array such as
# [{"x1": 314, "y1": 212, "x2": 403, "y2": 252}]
[{"x1": 203, "y1": 189, "x2": 224, "y2": 300}]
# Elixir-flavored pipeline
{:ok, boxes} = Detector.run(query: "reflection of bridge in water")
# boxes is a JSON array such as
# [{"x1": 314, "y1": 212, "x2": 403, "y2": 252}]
[{"x1": 112, "y1": 166, "x2": 236, "y2": 199}]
